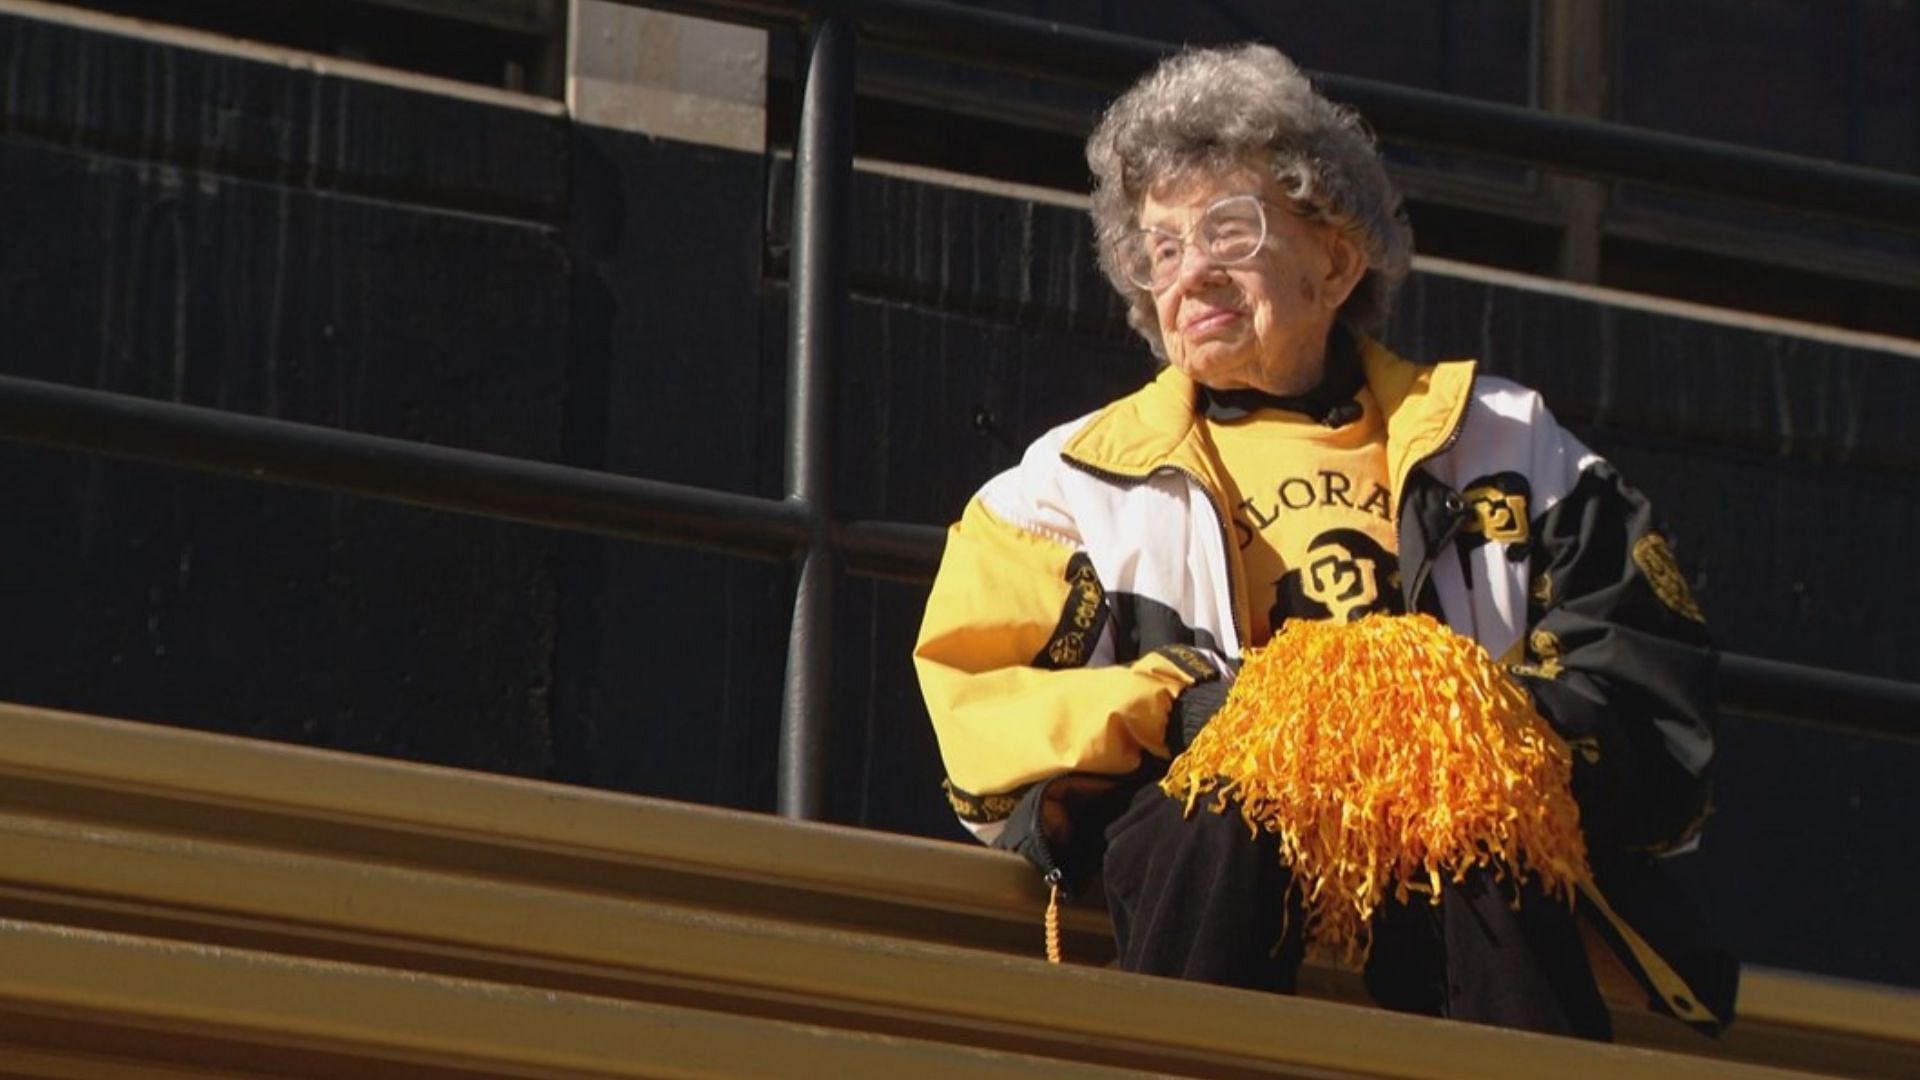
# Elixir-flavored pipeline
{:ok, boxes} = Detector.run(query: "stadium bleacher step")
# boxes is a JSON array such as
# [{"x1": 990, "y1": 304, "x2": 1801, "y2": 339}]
[{"x1": 0, "y1": 703, "x2": 1913, "y2": 1079}]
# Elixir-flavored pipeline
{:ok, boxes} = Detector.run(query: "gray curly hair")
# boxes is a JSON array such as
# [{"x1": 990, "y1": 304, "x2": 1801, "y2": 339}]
[{"x1": 1087, "y1": 44, "x2": 1412, "y2": 357}]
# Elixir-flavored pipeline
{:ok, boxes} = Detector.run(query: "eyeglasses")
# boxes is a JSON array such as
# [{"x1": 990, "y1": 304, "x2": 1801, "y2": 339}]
[{"x1": 1112, "y1": 194, "x2": 1275, "y2": 293}]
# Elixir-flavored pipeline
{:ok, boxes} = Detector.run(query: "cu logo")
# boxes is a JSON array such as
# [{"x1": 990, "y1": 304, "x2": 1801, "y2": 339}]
[
  {"x1": 1301, "y1": 540, "x2": 1380, "y2": 623},
  {"x1": 1463, "y1": 486, "x2": 1528, "y2": 542},
  {"x1": 1458, "y1": 473, "x2": 1532, "y2": 547},
  {"x1": 1271, "y1": 528, "x2": 1402, "y2": 629}
]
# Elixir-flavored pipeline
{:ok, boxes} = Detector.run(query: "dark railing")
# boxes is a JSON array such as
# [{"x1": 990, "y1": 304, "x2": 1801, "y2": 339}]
[
  {"x1": 3, "y1": 0, "x2": 1918, "y2": 823},
  {"x1": 629, "y1": 0, "x2": 1920, "y2": 236},
  {"x1": 779, "y1": 15, "x2": 855, "y2": 820},
  {"x1": 6, "y1": 371, "x2": 1918, "y2": 746}
]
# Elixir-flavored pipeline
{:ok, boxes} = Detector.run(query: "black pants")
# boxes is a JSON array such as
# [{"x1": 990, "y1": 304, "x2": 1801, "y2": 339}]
[{"x1": 1101, "y1": 781, "x2": 1613, "y2": 1040}]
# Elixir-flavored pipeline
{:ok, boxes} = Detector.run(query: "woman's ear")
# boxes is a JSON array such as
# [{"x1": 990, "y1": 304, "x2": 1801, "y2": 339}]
[{"x1": 1319, "y1": 228, "x2": 1368, "y2": 312}]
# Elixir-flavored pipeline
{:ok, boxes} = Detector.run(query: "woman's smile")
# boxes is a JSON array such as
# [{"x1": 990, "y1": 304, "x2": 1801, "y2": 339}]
[{"x1": 1180, "y1": 305, "x2": 1244, "y2": 339}]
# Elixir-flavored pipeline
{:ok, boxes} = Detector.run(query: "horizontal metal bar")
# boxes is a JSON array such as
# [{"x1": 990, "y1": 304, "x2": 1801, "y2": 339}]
[
  {"x1": 1718, "y1": 654, "x2": 1920, "y2": 741},
  {"x1": 627, "y1": 0, "x2": 1920, "y2": 235},
  {"x1": 0, "y1": 374, "x2": 809, "y2": 562},
  {"x1": 834, "y1": 519, "x2": 946, "y2": 583},
  {"x1": 1318, "y1": 77, "x2": 1920, "y2": 235},
  {"x1": 0, "y1": 375, "x2": 951, "y2": 583},
  {"x1": 1, "y1": 371, "x2": 1911, "y2": 738}
]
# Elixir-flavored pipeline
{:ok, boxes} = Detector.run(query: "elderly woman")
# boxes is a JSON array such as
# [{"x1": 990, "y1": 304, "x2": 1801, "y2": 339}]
[{"x1": 914, "y1": 45, "x2": 1731, "y2": 1039}]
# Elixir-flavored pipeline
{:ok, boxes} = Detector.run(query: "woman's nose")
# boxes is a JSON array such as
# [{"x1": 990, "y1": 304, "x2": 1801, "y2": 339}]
[{"x1": 1170, "y1": 241, "x2": 1227, "y2": 290}]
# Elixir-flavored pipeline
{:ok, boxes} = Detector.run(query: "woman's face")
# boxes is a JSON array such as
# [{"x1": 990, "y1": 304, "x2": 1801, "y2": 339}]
[{"x1": 1139, "y1": 169, "x2": 1363, "y2": 395}]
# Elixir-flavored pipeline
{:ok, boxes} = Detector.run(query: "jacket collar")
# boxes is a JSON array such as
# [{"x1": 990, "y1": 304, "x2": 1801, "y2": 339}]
[{"x1": 1059, "y1": 335, "x2": 1478, "y2": 508}]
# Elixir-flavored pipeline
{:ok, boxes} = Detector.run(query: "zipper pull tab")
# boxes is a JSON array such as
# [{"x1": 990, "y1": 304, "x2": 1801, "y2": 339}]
[{"x1": 1043, "y1": 872, "x2": 1065, "y2": 965}]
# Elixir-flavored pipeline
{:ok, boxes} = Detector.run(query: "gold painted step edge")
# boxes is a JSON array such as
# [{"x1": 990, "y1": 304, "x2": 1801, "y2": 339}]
[
  {"x1": 0, "y1": 918, "x2": 1154, "y2": 1080},
  {"x1": 0, "y1": 702, "x2": 1076, "y2": 932},
  {"x1": 0, "y1": 809, "x2": 1849, "y2": 1080},
  {"x1": 2, "y1": 701, "x2": 1915, "y2": 1075}
]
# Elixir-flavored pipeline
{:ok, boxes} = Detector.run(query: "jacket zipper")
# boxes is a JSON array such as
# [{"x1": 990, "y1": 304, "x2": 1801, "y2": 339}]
[
  {"x1": 1061, "y1": 456, "x2": 1247, "y2": 651},
  {"x1": 1398, "y1": 395, "x2": 1474, "y2": 608}
]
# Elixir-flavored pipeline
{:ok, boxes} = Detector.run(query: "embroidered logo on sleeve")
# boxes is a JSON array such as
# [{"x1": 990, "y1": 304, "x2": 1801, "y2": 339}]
[
  {"x1": 1632, "y1": 532, "x2": 1706, "y2": 623},
  {"x1": 1033, "y1": 553, "x2": 1109, "y2": 669},
  {"x1": 943, "y1": 779, "x2": 1021, "y2": 824},
  {"x1": 1152, "y1": 643, "x2": 1220, "y2": 683},
  {"x1": 1530, "y1": 571, "x2": 1553, "y2": 608},
  {"x1": 1509, "y1": 627, "x2": 1565, "y2": 681}
]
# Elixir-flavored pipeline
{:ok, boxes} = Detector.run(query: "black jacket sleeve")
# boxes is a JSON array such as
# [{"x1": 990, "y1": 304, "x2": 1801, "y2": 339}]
[{"x1": 1512, "y1": 460, "x2": 1717, "y2": 852}]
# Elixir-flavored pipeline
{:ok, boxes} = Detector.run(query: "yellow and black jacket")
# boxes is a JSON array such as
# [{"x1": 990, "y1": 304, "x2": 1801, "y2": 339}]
[{"x1": 914, "y1": 337, "x2": 1735, "y2": 1032}]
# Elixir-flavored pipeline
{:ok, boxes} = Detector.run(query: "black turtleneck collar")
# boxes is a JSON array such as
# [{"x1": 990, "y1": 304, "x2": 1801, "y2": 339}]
[{"x1": 1195, "y1": 326, "x2": 1365, "y2": 428}]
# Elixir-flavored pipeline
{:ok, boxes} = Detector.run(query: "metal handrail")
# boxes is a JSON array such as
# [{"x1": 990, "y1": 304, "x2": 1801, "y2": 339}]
[
  {"x1": 2, "y1": 373, "x2": 1916, "y2": 743},
  {"x1": 1716, "y1": 655, "x2": 1920, "y2": 740},
  {"x1": 779, "y1": 15, "x2": 854, "y2": 820},
  {"x1": 0, "y1": 372, "x2": 909, "y2": 579},
  {"x1": 0, "y1": 375, "x2": 803, "y2": 564},
  {"x1": 623, "y1": 0, "x2": 1920, "y2": 236}
]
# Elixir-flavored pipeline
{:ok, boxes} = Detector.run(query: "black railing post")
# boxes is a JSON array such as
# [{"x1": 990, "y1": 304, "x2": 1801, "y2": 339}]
[{"x1": 778, "y1": 14, "x2": 854, "y2": 821}]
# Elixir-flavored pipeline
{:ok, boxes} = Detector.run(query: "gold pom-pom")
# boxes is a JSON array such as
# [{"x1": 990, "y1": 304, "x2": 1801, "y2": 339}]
[{"x1": 1160, "y1": 613, "x2": 1589, "y2": 955}]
